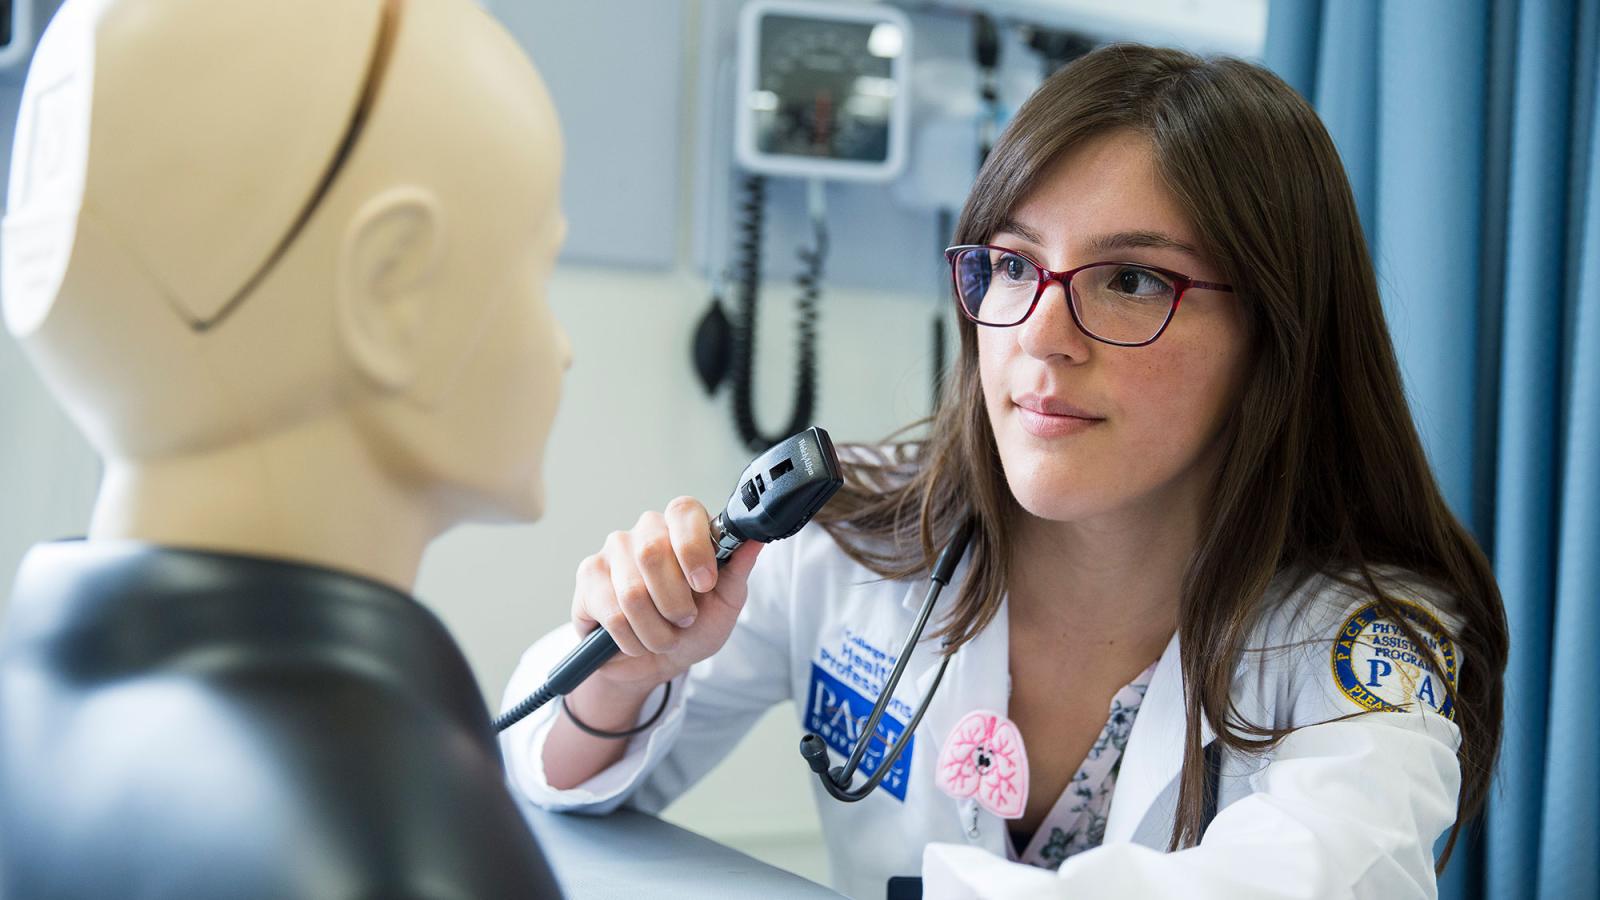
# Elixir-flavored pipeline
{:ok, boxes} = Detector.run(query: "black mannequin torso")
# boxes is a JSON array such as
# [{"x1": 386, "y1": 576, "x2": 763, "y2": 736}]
[{"x1": 0, "y1": 540, "x2": 561, "y2": 899}]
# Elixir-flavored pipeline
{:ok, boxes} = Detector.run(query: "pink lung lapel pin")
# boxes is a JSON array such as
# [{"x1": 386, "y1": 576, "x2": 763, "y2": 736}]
[{"x1": 934, "y1": 709, "x2": 1029, "y2": 819}]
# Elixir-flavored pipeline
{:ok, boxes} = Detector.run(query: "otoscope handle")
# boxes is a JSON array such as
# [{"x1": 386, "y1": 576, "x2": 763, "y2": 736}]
[{"x1": 545, "y1": 627, "x2": 622, "y2": 696}]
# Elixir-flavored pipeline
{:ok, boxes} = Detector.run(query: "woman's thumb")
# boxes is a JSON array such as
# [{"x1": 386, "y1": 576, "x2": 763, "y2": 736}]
[{"x1": 710, "y1": 540, "x2": 765, "y2": 610}]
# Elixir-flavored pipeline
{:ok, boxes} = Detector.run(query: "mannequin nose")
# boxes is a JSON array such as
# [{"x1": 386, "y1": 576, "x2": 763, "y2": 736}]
[{"x1": 558, "y1": 327, "x2": 573, "y2": 372}]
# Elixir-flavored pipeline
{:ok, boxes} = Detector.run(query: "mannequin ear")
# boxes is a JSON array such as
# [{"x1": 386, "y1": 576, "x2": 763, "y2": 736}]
[{"x1": 337, "y1": 188, "x2": 443, "y2": 391}]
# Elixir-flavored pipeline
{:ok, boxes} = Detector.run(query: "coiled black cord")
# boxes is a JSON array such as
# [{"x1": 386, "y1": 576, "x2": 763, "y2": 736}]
[
  {"x1": 493, "y1": 684, "x2": 555, "y2": 732},
  {"x1": 730, "y1": 174, "x2": 823, "y2": 453}
]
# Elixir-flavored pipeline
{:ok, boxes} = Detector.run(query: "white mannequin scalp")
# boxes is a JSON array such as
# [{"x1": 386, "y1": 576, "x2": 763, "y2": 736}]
[{"x1": 4, "y1": 0, "x2": 385, "y2": 334}]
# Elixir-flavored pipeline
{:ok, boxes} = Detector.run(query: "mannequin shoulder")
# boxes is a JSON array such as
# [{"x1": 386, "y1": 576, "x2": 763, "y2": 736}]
[{"x1": 1, "y1": 659, "x2": 557, "y2": 898}]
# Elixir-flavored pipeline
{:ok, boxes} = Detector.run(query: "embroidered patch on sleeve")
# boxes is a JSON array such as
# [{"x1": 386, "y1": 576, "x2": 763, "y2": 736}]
[{"x1": 1330, "y1": 601, "x2": 1459, "y2": 720}]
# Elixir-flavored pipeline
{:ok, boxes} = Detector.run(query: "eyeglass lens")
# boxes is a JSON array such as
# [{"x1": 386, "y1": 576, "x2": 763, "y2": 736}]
[{"x1": 953, "y1": 247, "x2": 1177, "y2": 345}]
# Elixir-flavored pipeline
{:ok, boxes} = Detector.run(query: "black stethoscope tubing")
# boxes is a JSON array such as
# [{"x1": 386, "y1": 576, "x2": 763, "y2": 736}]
[
  {"x1": 799, "y1": 522, "x2": 974, "y2": 802},
  {"x1": 801, "y1": 520, "x2": 1231, "y2": 834}
]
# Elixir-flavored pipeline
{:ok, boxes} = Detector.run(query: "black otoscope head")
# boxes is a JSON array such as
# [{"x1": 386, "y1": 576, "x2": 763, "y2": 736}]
[{"x1": 717, "y1": 427, "x2": 843, "y2": 545}]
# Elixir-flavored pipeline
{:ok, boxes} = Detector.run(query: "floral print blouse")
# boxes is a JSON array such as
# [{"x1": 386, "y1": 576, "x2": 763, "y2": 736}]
[{"x1": 1008, "y1": 660, "x2": 1159, "y2": 869}]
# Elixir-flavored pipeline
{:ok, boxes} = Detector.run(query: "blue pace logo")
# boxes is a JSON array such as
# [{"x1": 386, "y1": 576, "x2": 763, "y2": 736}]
[{"x1": 804, "y1": 664, "x2": 914, "y2": 801}]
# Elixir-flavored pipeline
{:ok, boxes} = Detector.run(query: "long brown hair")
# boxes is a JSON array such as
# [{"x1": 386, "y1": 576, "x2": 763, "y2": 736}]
[{"x1": 817, "y1": 44, "x2": 1508, "y2": 866}]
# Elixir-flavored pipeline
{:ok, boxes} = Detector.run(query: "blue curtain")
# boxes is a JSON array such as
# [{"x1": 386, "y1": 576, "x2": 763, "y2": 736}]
[{"x1": 1265, "y1": 2, "x2": 1600, "y2": 899}]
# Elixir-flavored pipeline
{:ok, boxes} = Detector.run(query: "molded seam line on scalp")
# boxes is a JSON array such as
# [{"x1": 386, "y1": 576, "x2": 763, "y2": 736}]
[{"x1": 189, "y1": 0, "x2": 404, "y2": 333}]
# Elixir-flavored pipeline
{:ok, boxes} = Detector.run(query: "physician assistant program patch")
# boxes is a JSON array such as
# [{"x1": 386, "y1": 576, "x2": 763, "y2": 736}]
[{"x1": 1331, "y1": 601, "x2": 1459, "y2": 721}]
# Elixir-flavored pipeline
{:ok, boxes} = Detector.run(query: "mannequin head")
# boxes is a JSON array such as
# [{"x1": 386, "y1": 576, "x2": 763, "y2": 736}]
[{"x1": 3, "y1": 0, "x2": 571, "y2": 578}]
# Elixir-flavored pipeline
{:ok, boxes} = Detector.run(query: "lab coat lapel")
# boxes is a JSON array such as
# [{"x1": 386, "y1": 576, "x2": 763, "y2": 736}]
[
  {"x1": 1101, "y1": 630, "x2": 1215, "y2": 846},
  {"x1": 906, "y1": 552, "x2": 1009, "y2": 759}
]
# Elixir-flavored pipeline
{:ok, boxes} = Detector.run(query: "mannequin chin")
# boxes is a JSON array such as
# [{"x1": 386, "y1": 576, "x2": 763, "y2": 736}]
[
  {"x1": 0, "y1": 1, "x2": 570, "y2": 896},
  {"x1": 3, "y1": 0, "x2": 571, "y2": 592}
]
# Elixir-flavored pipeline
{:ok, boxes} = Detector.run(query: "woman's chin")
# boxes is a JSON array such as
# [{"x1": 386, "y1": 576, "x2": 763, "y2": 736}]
[{"x1": 1003, "y1": 470, "x2": 1109, "y2": 524}]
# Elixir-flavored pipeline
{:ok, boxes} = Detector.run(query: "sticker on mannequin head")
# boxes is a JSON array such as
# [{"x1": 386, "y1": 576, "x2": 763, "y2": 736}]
[
  {"x1": 1330, "y1": 601, "x2": 1458, "y2": 720},
  {"x1": 1, "y1": 0, "x2": 95, "y2": 338},
  {"x1": 935, "y1": 709, "x2": 1029, "y2": 819}
]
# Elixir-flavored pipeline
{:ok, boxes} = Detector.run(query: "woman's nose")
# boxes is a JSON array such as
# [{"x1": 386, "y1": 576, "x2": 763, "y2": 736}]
[{"x1": 1016, "y1": 278, "x2": 1093, "y2": 362}]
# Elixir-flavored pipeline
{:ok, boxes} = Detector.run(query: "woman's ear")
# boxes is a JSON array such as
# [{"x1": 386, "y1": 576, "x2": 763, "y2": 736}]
[{"x1": 337, "y1": 187, "x2": 443, "y2": 391}]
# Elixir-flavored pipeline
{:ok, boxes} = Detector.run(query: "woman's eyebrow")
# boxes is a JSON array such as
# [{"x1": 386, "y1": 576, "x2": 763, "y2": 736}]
[
  {"x1": 992, "y1": 217, "x2": 1046, "y2": 245},
  {"x1": 1086, "y1": 230, "x2": 1201, "y2": 259},
  {"x1": 992, "y1": 220, "x2": 1202, "y2": 261}
]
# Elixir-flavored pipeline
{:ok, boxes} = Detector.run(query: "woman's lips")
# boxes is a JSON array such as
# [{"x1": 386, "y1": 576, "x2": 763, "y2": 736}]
[{"x1": 1012, "y1": 394, "x2": 1104, "y2": 438}]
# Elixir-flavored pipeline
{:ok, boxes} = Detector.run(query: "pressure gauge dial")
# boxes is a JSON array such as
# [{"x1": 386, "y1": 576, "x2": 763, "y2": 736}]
[{"x1": 735, "y1": 1, "x2": 912, "y2": 182}]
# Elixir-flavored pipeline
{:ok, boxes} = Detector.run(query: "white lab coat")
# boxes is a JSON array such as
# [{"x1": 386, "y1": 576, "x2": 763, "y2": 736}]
[{"x1": 500, "y1": 523, "x2": 1464, "y2": 900}]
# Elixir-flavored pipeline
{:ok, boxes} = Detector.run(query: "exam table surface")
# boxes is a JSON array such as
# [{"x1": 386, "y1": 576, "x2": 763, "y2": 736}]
[{"x1": 521, "y1": 801, "x2": 846, "y2": 898}]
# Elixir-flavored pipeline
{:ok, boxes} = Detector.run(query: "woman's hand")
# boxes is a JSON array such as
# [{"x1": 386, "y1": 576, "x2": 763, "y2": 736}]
[{"x1": 571, "y1": 496, "x2": 764, "y2": 690}]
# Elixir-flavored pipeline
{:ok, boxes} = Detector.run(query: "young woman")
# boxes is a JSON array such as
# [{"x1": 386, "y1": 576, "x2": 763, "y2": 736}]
[{"x1": 501, "y1": 44, "x2": 1508, "y2": 899}]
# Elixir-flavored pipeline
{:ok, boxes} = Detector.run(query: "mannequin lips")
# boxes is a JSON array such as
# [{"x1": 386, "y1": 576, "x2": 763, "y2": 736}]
[{"x1": 1012, "y1": 393, "x2": 1104, "y2": 438}]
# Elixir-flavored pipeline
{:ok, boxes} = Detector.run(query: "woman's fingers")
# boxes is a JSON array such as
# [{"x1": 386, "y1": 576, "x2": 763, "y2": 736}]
[
  {"x1": 664, "y1": 496, "x2": 717, "y2": 594},
  {"x1": 572, "y1": 547, "x2": 645, "y2": 657},
  {"x1": 570, "y1": 501, "x2": 765, "y2": 674},
  {"x1": 631, "y1": 510, "x2": 700, "y2": 632},
  {"x1": 596, "y1": 530, "x2": 670, "y2": 655},
  {"x1": 681, "y1": 540, "x2": 765, "y2": 647}
]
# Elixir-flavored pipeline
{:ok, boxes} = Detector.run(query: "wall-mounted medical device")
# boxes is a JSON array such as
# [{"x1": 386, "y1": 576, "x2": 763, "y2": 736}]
[
  {"x1": 699, "y1": 1, "x2": 916, "y2": 452},
  {"x1": 0, "y1": 0, "x2": 35, "y2": 70},
  {"x1": 735, "y1": 0, "x2": 912, "y2": 183}
]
